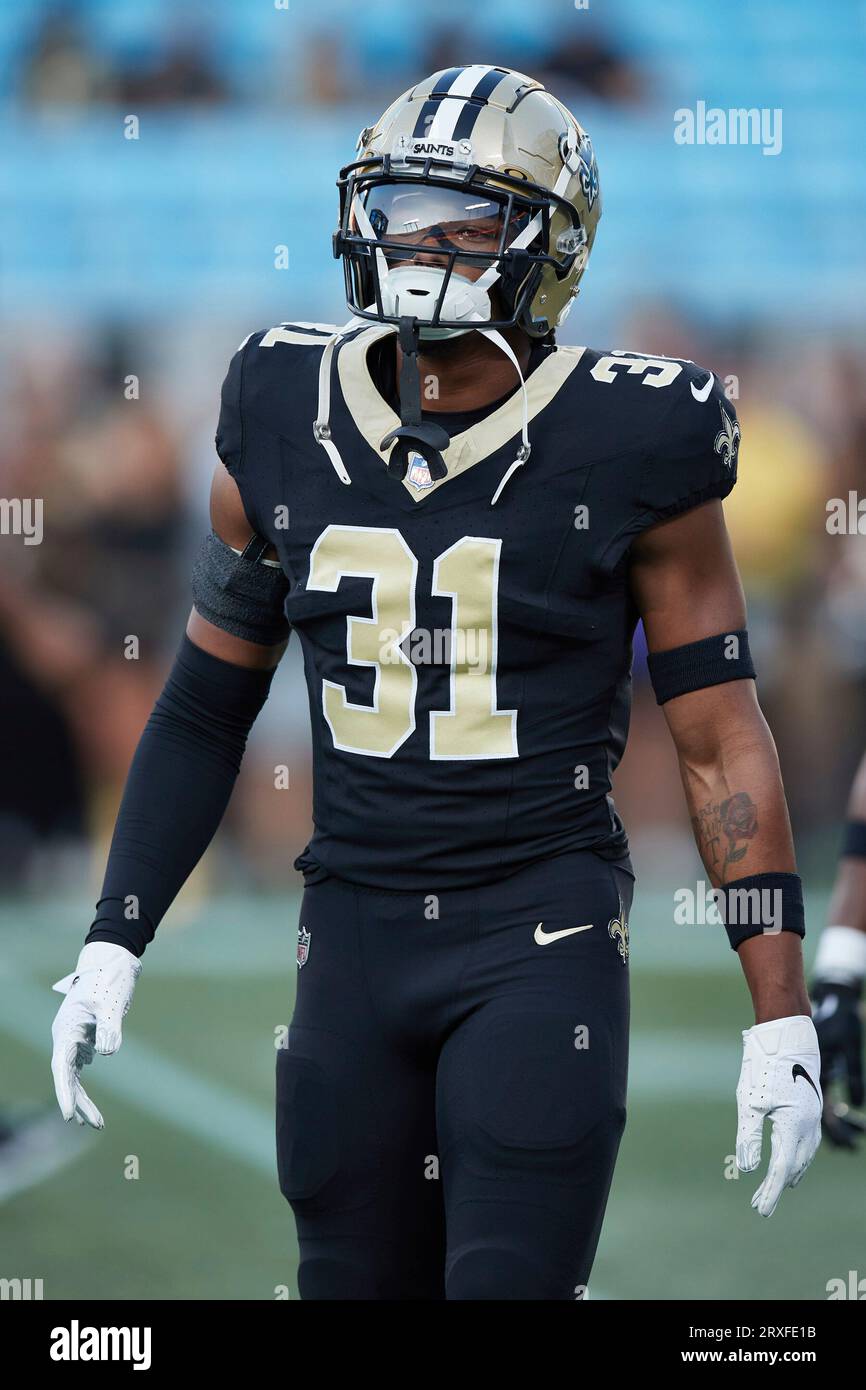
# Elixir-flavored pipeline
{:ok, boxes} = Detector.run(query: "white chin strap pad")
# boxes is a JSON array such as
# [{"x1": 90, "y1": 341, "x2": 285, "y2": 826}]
[{"x1": 377, "y1": 265, "x2": 492, "y2": 338}]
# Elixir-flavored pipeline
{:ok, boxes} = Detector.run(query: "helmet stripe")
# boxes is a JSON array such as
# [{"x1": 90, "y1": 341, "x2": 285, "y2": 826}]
[
  {"x1": 444, "y1": 63, "x2": 495, "y2": 98},
  {"x1": 469, "y1": 66, "x2": 509, "y2": 102},
  {"x1": 412, "y1": 66, "x2": 508, "y2": 144},
  {"x1": 450, "y1": 101, "x2": 484, "y2": 143},
  {"x1": 411, "y1": 99, "x2": 438, "y2": 138},
  {"x1": 431, "y1": 66, "x2": 465, "y2": 95},
  {"x1": 426, "y1": 97, "x2": 467, "y2": 142},
  {"x1": 443, "y1": 68, "x2": 510, "y2": 143},
  {"x1": 414, "y1": 65, "x2": 487, "y2": 137},
  {"x1": 451, "y1": 96, "x2": 493, "y2": 142}
]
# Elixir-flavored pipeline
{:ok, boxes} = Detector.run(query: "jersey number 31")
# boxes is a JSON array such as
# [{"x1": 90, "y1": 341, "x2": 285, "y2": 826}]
[{"x1": 306, "y1": 525, "x2": 517, "y2": 761}]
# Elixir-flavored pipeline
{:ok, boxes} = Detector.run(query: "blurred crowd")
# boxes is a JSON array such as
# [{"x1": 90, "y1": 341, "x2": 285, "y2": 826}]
[{"x1": 17, "y1": 6, "x2": 647, "y2": 113}]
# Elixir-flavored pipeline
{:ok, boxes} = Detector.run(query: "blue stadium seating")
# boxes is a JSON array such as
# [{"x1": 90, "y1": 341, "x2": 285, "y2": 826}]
[{"x1": 0, "y1": 0, "x2": 862, "y2": 323}]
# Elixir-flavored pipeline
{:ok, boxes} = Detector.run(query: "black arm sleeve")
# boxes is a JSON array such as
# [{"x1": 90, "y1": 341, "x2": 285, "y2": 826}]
[{"x1": 86, "y1": 634, "x2": 276, "y2": 956}]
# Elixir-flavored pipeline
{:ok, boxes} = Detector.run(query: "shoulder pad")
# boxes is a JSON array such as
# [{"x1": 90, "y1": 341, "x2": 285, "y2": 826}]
[
  {"x1": 584, "y1": 350, "x2": 741, "y2": 572},
  {"x1": 644, "y1": 358, "x2": 740, "y2": 508},
  {"x1": 255, "y1": 321, "x2": 339, "y2": 348},
  {"x1": 215, "y1": 322, "x2": 337, "y2": 474}
]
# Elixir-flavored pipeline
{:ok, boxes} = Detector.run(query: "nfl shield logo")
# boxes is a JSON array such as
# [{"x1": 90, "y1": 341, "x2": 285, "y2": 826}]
[
  {"x1": 407, "y1": 453, "x2": 434, "y2": 490},
  {"x1": 296, "y1": 925, "x2": 311, "y2": 969}
]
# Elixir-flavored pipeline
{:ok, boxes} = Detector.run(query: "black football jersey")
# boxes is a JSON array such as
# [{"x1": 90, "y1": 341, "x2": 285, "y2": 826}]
[{"x1": 215, "y1": 322, "x2": 740, "y2": 889}]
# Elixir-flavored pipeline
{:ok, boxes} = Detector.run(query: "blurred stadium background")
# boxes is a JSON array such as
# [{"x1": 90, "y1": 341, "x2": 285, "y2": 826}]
[{"x1": 1, "y1": 0, "x2": 865, "y2": 1300}]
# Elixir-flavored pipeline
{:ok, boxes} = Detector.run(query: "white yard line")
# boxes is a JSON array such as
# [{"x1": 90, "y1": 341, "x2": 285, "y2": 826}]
[
  {"x1": 0, "y1": 978, "x2": 278, "y2": 1180},
  {"x1": 0, "y1": 1112, "x2": 95, "y2": 1204}
]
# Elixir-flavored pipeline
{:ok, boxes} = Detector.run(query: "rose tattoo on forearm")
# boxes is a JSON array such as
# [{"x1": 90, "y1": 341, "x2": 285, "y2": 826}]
[{"x1": 691, "y1": 791, "x2": 758, "y2": 883}]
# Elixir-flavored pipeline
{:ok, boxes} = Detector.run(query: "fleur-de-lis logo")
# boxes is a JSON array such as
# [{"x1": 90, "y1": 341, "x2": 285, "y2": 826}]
[
  {"x1": 608, "y1": 900, "x2": 629, "y2": 965},
  {"x1": 577, "y1": 134, "x2": 599, "y2": 211},
  {"x1": 714, "y1": 405, "x2": 740, "y2": 472}
]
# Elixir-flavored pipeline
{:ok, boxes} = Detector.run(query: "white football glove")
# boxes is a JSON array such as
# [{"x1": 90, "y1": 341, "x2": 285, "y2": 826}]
[
  {"x1": 51, "y1": 942, "x2": 141, "y2": 1129},
  {"x1": 736, "y1": 1014, "x2": 822, "y2": 1217}
]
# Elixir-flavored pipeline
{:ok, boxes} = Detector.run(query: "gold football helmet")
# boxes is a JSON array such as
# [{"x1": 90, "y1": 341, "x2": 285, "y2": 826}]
[{"x1": 334, "y1": 64, "x2": 602, "y2": 339}]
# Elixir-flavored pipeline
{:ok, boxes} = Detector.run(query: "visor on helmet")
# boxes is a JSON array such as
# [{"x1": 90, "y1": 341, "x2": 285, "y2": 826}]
[{"x1": 356, "y1": 182, "x2": 533, "y2": 268}]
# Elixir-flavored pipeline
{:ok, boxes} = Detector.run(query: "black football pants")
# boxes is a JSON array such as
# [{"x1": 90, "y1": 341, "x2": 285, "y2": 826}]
[{"x1": 276, "y1": 850, "x2": 633, "y2": 1300}]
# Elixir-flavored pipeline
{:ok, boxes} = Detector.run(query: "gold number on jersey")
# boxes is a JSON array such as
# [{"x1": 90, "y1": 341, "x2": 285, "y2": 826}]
[
  {"x1": 430, "y1": 537, "x2": 517, "y2": 760},
  {"x1": 307, "y1": 525, "x2": 417, "y2": 757},
  {"x1": 306, "y1": 526, "x2": 517, "y2": 761},
  {"x1": 590, "y1": 353, "x2": 683, "y2": 389}
]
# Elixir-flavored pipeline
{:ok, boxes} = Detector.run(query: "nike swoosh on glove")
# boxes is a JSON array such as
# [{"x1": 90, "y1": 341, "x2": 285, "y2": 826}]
[
  {"x1": 51, "y1": 941, "x2": 142, "y2": 1129},
  {"x1": 735, "y1": 1014, "x2": 822, "y2": 1217}
]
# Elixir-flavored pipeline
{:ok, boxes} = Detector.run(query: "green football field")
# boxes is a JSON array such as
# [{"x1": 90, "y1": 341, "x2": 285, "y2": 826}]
[{"x1": 2, "y1": 887, "x2": 863, "y2": 1301}]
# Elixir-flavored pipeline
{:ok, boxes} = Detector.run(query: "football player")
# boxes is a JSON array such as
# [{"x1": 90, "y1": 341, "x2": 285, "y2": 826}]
[
  {"x1": 52, "y1": 66, "x2": 821, "y2": 1299},
  {"x1": 811, "y1": 750, "x2": 866, "y2": 1147}
]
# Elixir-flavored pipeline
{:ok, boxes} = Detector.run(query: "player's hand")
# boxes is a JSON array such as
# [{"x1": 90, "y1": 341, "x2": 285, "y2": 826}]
[
  {"x1": 51, "y1": 942, "x2": 141, "y2": 1129},
  {"x1": 735, "y1": 1014, "x2": 822, "y2": 1217},
  {"x1": 811, "y1": 981, "x2": 865, "y2": 1148}
]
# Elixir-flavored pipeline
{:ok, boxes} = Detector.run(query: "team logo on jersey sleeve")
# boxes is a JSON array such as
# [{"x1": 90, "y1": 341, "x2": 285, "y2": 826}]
[
  {"x1": 297, "y1": 925, "x2": 311, "y2": 969},
  {"x1": 714, "y1": 405, "x2": 740, "y2": 471},
  {"x1": 407, "y1": 453, "x2": 434, "y2": 489},
  {"x1": 608, "y1": 900, "x2": 629, "y2": 964}
]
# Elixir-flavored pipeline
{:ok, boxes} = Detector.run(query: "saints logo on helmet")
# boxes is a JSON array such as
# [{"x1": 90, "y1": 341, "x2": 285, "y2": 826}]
[{"x1": 333, "y1": 64, "x2": 602, "y2": 341}]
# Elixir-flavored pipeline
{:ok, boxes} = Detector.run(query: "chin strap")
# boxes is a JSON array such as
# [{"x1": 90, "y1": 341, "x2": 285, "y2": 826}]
[
  {"x1": 483, "y1": 326, "x2": 531, "y2": 506},
  {"x1": 379, "y1": 316, "x2": 450, "y2": 481},
  {"x1": 313, "y1": 319, "x2": 365, "y2": 485},
  {"x1": 312, "y1": 316, "x2": 535, "y2": 506},
  {"x1": 313, "y1": 316, "x2": 452, "y2": 488}
]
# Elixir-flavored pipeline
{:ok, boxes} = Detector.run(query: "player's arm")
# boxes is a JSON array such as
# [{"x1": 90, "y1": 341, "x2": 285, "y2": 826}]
[
  {"x1": 630, "y1": 498, "x2": 821, "y2": 1214},
  {"x1": 51, "y1": 466, "x2": 289, "y2": 1129},
  {"x1": 811, "y1": 751, "x2": 866, "y2": 1145},
  {"x1": 186, "y1": 465, "x2": 287, "y2": 666},
  {"x1": 631, "y1": 500, "x2": 805, "y2": 1017}
]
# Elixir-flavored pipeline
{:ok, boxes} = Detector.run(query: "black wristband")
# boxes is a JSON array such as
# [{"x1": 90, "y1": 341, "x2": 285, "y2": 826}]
[
  {"x1": 715, "y1": 871, "x2": 805, "y2": 951},
  {"x1": 647, "y1": 629, "x2": 755, "y2": 706},
  {"x1": 841, "y1": 820, "x2": 866, "y2": 860}
]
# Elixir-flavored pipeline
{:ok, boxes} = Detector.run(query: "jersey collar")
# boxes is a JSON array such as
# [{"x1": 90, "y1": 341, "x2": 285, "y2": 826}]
[{"x1": 336, "y1": 324, "x2": 584, "y2": 502}]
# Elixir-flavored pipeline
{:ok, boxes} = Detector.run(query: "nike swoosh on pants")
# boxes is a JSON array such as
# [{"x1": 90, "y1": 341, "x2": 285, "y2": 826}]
[{"x1": 534, "y1": 923, "x2": 594, "y2": 945}]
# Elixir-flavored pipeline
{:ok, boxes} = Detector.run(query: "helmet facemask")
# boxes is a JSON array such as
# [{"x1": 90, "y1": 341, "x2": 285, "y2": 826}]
[
  {"x1": 345, "y1": 177, "x2": 535, "y2": 339},
  {"x1": 321, "y1": 75, "x2": 599, "y2": 498},
  {"x1": 334, "y1": 159, "x2": 585, "y2": 340}
]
